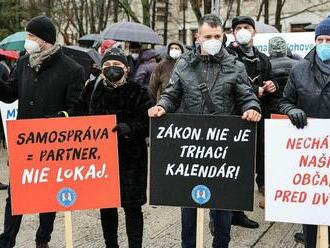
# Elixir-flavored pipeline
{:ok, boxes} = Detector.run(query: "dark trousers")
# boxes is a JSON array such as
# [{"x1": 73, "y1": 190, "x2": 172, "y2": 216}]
[
  {"x1": 100, "y1": 206, "x2": 143, "y2": 248},
  {"x1": 255, "y1": 121, "x2": 265, "y2": 188},
  {"x1": 0, "y1": 187, "x2": 56, "y2": 247},
  {"x1": 181, "y1": 208, "x2": 232, "y2": 248},
  {"x1": 303, "y1": 225, "x2": 330, "y2": 248}
]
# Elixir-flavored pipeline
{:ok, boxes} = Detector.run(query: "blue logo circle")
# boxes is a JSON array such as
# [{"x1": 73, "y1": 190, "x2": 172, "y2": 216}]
[
  {"x1": 57, "y1": 188, "x2": 77, "y2": 207},
  {"x1": 191, "y1": 185, "x2": 211, "y2": 205}
]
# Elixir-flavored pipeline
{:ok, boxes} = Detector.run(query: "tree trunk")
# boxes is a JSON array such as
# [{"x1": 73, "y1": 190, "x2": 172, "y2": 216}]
[
  {"x1": 236, "y1": 0, "x2": 240, "y2": 16},
  {"x1": 223, "y1": 0, "x2": 234, "y2": 29},
  {"x1": 256, "y1": 0, "x2": 265, "y2": 21},
  {"x1": 152, "y1": 0, "x2": 156, "y2": 30},
  {"x1": 275, "y1": 0, "x2": 285, "y2": 31},
  {"x1": 204, "y1": 0, "x2": 211, "y2": 14},
  {"x1": 264, "y1": 0, "x2": 269, "y2": 24},
  {"x1": 189, "y1": 0, "x2": 202, "y2": 21},
  {"x1": 114, "y1": 0, "x2": 118, "y2": 22},
  {"x1": 163, "y1": 0, "x2": 169, "y2": 45},
  {"x1": 141, "y1": 0, "x2": 151, "y2": 26}
]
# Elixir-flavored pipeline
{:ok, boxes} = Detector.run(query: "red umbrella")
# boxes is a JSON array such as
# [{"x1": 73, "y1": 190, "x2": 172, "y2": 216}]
[{"x1": 0, "y1": 49, "x2": 19, "y2": 60}]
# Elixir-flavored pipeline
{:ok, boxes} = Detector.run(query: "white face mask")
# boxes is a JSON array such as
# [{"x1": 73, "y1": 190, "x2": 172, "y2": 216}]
[
  {"x1": 201, "y1": 39, "x2": 222, "y2": 56},
  {"x1": 24, "y1": 39, "x2": 41, "y2": 54},
  {"x1": 169, "y1": 49, "x2": 182, "y2": 59},
  {"x1": 235, "y1": 29, "x2": 252, "y2": 45},
  {"x1": 131, "y1": 53, "x2": 139, "y2": 60}
]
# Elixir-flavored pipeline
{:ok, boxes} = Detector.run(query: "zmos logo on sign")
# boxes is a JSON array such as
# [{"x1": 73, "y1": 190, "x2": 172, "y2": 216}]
[
  {"x1": 57, "y1": 188, "x2": 77, "y2": 207},
  {"x1": 191, "y1": 185, "x2": 211, "y2": 205}
]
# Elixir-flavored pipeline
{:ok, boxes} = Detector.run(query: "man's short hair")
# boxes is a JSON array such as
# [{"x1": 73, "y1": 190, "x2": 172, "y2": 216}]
[{"x1": 198, "y1": 14, "x2": 223, "y2": 29}]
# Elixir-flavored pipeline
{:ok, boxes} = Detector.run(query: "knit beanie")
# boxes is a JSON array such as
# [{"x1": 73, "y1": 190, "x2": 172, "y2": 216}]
[
  {"x1": 26, "y1": 16, "x2": 57, "y2": 44},
  {"x1": 232, "y1": 16, "x2": 255, "y2": 30},
  {"x1": 101, "y1": 47, "x2": 129, "y2": 67},
  {"x1": 269, "y1": 36, "x2": 287, "y2": 57},
  {"x1": 315, "y1": 16, "x2": 330, "y2": 39}
]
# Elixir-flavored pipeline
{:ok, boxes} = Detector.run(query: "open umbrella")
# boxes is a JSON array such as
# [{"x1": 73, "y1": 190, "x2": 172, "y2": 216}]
[
  {"x1": 0, "y1": 31, "x2": 27, "y2": 52},
  {"x1": 78, "y1": 33, "x2": 101, "y2": 48},
  {"x1": 62, "y1": 45, "x2": 101, "y2": 81},
  {"x1": 304, "y1": 24, "x2": 317, "y2": 31},
  {"x1": 255, "y1": 22, "x2": 279, "y2": 33},
  {"x1": 101, "y1": 22, "x2": 161, "y2": 45},
  {"x1": 0, "y1": 49, "x2": 19, "y2": 60}
]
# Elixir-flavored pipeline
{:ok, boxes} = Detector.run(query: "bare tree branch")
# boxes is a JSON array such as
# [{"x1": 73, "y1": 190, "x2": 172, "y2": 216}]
[
  {"x1": 281, "y1": 1, "x2": 330, "y2": 20},
  {"x1": 117, "y1": 0, "x2": 140, "y2": 23}
]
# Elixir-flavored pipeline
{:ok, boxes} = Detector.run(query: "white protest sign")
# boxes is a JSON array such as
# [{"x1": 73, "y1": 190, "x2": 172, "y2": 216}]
[
  {"x1": 265, "y1": 119, "x2": 330, "y2": 226},
  {"x1": 226, "y1": 32, "x2": 315, "y2": 58},
  {"x1": 0, "y1": 100, "x2": 18, "y2": 145}
]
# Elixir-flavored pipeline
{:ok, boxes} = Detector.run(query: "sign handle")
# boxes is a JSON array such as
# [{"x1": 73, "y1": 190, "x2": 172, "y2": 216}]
[
  {"x1": 196, "y1": 208, "x2": 204, "y2": 248},
  {"x1": 317, "y1": 225, "x2": 329, "y2": 248},
  {"x1": 64, "y1": 211, "x2": 74, "y2": 248}
]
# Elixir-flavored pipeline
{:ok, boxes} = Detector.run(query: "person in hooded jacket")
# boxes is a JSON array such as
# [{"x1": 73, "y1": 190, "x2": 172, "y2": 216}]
[
  {"x1": 61, "y1": 47, "x2": 153, "y2": 248},
  {"x1": 133, "y1": 49, "x2": 157, "y2": 88},
  {"x1": 149, "y1": 41, "x2": 184, "y2": 101}
]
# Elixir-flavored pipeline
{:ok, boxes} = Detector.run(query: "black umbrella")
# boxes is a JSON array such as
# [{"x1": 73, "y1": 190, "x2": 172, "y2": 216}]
[
  {"x1": 78, "y1": 33, "x2": 101, "y2": 48},
  {"x1": 101, "y1": 22, "x2": 161, "y2": 45},
  {"x1": 62, "y1": 45, "x2": 101, "y2": 80}
]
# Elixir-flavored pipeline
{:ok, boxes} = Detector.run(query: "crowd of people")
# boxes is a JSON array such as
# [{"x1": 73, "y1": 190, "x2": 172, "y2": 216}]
[{"x1": 0, "y1": 12, "x2": 329, "y2": 248}]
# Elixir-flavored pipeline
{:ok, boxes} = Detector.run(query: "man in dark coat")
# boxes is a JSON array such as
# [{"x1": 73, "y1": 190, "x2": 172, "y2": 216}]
[
  {"x1": 149, "y1": 14, "x2": 261, "y2": 248},
  {"x1": 279, "y1": 16, "x2": 330, "y2": 248},
  {"x1": 268, "y1": 36, "x2": 299, "y2": 97},
  {"x1": 149, "y1": 41, "x2": 184, "y2": 101},
  {"x1": 226, "y1": 16, "x2": 279, "y2": 227},
  {"x1": 62, "y1": 47, "x2": 153, "y2": 248},
  {"x1": 0, "y1": 16, "x2": 84, "y2": 248}
]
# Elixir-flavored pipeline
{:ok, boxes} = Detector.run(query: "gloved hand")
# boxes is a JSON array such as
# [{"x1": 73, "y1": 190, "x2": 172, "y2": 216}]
[
  {"x1": 112, "y1": 123, "x2": 132, "y2": 136},
  {"x1": 287, "y1": 109, "x2": 307, "y2": 129}
]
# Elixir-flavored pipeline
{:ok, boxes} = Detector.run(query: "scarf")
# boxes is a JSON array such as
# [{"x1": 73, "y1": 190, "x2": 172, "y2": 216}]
[{"x1": 29, "y1": 44, "x2": 60, "y2": 71}]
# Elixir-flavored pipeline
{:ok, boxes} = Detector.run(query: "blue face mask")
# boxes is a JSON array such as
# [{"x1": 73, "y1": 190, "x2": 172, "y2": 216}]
[{"x1": 316, "y1": 43, "x2": 330, "y2": 62}]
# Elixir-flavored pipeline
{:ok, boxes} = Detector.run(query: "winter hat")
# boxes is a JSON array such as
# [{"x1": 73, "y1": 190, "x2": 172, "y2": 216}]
[
  {"x1": 232, "y1": 16, "x2": 255, "y2": 30},
  {"x1": 315, "y1": 16, "x2": 330, "y2": 39},
  {"x1": 101, "y1": 47, "x2": 128, "y2": 67},
  {"x1": 26, "y1": 16, "x2": 57, "y2": 44},
  {"x1": 99, "y1": 39, "x2": 118, "y2": 56},
  {"x1": 269, "y1": 36, "x2": 287, "y2": 57}
]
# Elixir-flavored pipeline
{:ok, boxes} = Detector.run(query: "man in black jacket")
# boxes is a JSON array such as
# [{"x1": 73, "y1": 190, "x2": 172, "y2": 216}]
[
  {"x1": 0, "y1": 16, "x2": 84, "y2": 248},
  {"x1": 268, "y1": 36, "x2": 299, "y2": 97},
  {"x1": 280, "y1": 16, "x2": 330, "y2": 248},
  {"x1": 149, "y1": 14, "x2": 261, "y2": 248},
  {"x1": 226, "y1": 16, "x2": 279, "y2": 228}
]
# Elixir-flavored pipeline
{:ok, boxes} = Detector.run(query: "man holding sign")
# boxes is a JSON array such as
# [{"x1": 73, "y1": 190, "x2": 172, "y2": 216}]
[
  {"x1": 149, "y1": 14, "x2": 261, "y2": 248},
  {"x1": 0, "y1": 16, "x2": 84, "y2": 248},
  {"x1": 279, "y1": 16, "x2": 330, "y2": 248}
]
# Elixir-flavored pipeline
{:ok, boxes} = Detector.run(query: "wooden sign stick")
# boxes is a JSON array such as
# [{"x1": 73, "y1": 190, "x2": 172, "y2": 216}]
[
  {"x1": 317, "y1": 225, "x2": 329, "y2": 248},
  {"x1": 64, "y1": 211, "x2": 74, "y2": 248},
  {"x1": 196, "y1": 208, "x2": 205, "y2": 248}
]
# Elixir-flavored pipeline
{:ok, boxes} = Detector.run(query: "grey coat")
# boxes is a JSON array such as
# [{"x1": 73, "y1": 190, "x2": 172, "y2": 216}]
[
  {"x1": 157, "y1": 48, "x2": 261, "y2": 115},
  {"x1": 279, "y1": 49, "x2": 330, "y2": 118}
]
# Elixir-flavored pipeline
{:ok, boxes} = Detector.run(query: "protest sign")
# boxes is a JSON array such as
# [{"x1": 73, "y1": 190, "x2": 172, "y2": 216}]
[
  {"x1": 150, "y1": 114, "x2": 257, "y2": 210},
  {"x1": 7, "y1": 115, "x2": 120, "y2": 215},
  {"x1": 0, "y1": 100, "x2": 18, "y2": 144},
  {"x1": 265, "y1": 119, "x2": 330, "y2": 226},
  {"x1": 226, "y1": 32, "x2": 315, "y2": 58}
]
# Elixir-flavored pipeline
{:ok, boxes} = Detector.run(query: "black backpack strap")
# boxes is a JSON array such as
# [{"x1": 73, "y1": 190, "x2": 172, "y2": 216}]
[
  {"x1": 194, "y1": 63, "x2": 219, "y2": 114},
  {"x1": 198, "y1": 82, "x2": 216, "y2": 114}
]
